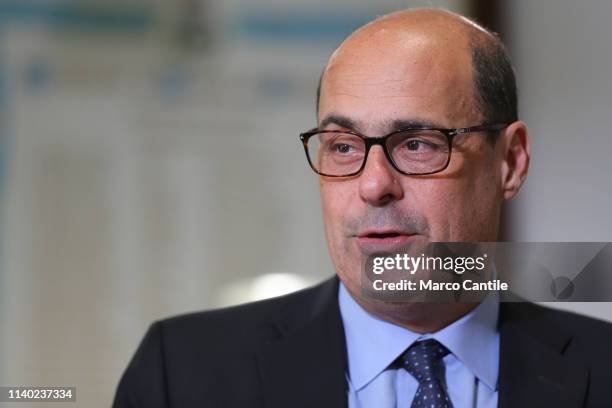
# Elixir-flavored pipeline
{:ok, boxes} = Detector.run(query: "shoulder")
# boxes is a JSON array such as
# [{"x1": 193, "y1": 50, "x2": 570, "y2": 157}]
[
  {"x1": 112, "y1": 277, "x2": 340, "y2": 407},
  {"x1": 501, "y1": 301, "x2": 612, "y2": 355},
  {"x1": 540, "y1": 304, "x2": 612, "y2": 353},
  {"x1": 155, "y1": 276, "x2": 339, "y2": 352}
]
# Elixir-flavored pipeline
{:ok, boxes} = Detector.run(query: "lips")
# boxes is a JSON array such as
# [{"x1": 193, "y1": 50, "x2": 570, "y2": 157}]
[
  {"x1": 356, "y1": 230, "x2": 417, "y2": 244},
  {"x1": 361, "y1": 231, "x2": 403, "y2": 239}
]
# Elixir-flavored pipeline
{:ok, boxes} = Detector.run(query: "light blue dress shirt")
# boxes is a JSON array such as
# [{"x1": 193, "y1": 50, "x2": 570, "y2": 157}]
[{"x1": 338, "y1": 282, "x2": 499, "y2": 408}]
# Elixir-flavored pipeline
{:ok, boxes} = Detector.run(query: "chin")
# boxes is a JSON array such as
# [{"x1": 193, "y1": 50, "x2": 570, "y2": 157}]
[{"x1": 363, "y1": 297, "x2": 433, "y2": 323}]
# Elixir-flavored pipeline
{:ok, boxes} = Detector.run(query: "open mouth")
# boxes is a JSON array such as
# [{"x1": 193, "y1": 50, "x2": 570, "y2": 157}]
[
  {"x1": 358, "y1": 231, "x2": 414, "y2": 241},
  {"x1": 365, "y1": 232, "x2": 402, "y2": 239}
]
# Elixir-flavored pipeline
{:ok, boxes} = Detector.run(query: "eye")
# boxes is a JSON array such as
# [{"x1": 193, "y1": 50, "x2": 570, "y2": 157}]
[
  {"x1": 323, "y1": 133, "x2": 364, "y2": 156},
  {"x1": 404, "y1": 139, "x2": 438, "y2": 152},
  {"x1": 332, "y1": 143, "x2": 354, "y2": 154}
]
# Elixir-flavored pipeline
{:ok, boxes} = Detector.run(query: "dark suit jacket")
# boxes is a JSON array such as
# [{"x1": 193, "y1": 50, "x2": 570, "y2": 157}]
[{"x1": 113, "y1": 276, "x2": 612, "y2": 407}]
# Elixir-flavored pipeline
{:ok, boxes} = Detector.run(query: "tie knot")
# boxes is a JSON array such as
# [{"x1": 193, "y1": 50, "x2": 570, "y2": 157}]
[{"x1": 401, "y1": 339, "x2": 449, "y2": 384}]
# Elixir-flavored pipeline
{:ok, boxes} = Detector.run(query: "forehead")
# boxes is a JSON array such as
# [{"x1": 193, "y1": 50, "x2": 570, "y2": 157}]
[{"x1": 319, "y1": 30, "x2": 478, "y2": 132}]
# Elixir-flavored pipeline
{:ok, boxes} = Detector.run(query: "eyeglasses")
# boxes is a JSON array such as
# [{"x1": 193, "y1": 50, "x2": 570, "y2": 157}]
[{"x1": 299, "y1": 123, "x2": 508, "y2": 177}]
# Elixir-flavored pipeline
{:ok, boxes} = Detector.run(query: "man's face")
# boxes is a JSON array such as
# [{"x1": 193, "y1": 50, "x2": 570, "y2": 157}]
[{"x1": 318, "y1": 28, "x2": 503, "y2": 297}]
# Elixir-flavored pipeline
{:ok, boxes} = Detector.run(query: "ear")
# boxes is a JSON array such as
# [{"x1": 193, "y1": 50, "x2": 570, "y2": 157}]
[{"x1": 497, "y1": 121, "x2": 531, "y2": 200}]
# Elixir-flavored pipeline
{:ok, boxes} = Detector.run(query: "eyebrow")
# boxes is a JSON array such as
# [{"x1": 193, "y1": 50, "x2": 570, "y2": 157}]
[
  {"x1": 318, "y1": 114, "x2": 358, "y2": 131},
  {"x1": 391, "y1": 118, "x2": 443, "y2": 131},
  {"x1": 318, "y1": 114, "x2": 444, "y2": 135}
]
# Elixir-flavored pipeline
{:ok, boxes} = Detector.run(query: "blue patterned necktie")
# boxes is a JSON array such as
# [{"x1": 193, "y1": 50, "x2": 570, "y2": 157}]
[{"x1": 401, "y1": 339, "x2": 453, "y2": 408}]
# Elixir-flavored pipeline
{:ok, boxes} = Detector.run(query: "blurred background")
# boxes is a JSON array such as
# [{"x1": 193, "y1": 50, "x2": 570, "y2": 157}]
[{"x1": 0, "y1": 0, "x2": 611, "y2": 406}]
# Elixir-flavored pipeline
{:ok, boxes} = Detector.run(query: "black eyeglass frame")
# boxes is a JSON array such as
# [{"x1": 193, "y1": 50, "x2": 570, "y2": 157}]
[{"x1": 299, "y1": 123, "x2": 509, "y2": 177}]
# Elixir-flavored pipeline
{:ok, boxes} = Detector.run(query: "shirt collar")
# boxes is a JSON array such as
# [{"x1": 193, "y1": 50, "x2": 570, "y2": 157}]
[{"x1": 338, "y1": 282, "x2": 499, "y2": 391}]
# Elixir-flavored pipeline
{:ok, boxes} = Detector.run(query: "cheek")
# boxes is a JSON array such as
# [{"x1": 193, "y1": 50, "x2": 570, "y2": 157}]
[
  {"x1": 410, "y1": 182, "x2": 457, "y2": 239},
  {"x1": 319, "y1": 180, "x2": 364, "y2": 252},
  {"x1": 413, "y1": 174, "x2": 499, "y2": 241},
  {"x1": 319, "y1": 180, "x2": 363, "y2": 290},
  {"x1": 319, "y1": 181, "x2": 353, "y2": 245}
]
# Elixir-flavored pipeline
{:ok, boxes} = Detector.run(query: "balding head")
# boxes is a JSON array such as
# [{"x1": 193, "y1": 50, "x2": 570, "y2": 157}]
[
  {"x1": 326, "y1": 8, "x2": 483, "y2": 68},
  {"x1": 317, "y1": 8, "x2": 517, "y2": 131}
]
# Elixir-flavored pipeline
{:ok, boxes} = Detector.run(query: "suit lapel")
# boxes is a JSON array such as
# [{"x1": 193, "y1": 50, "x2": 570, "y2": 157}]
[
  {"x1": 256, "y1": 277, "x2": 348, "y2": 408},
  {"x1": 498, "y1": 303, "x2": 588, "y2": 408}
]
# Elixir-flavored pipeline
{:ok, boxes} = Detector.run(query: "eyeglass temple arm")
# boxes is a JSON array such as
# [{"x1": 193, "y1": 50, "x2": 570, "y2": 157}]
[{"x1": 454, "y1": 123, "x2": 509, "y2": 135}]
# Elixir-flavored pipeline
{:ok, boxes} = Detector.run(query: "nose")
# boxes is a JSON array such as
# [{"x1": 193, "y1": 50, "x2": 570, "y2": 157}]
[{"x1": 358, "y1": 146, "x2": 404, "y2": 206}]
